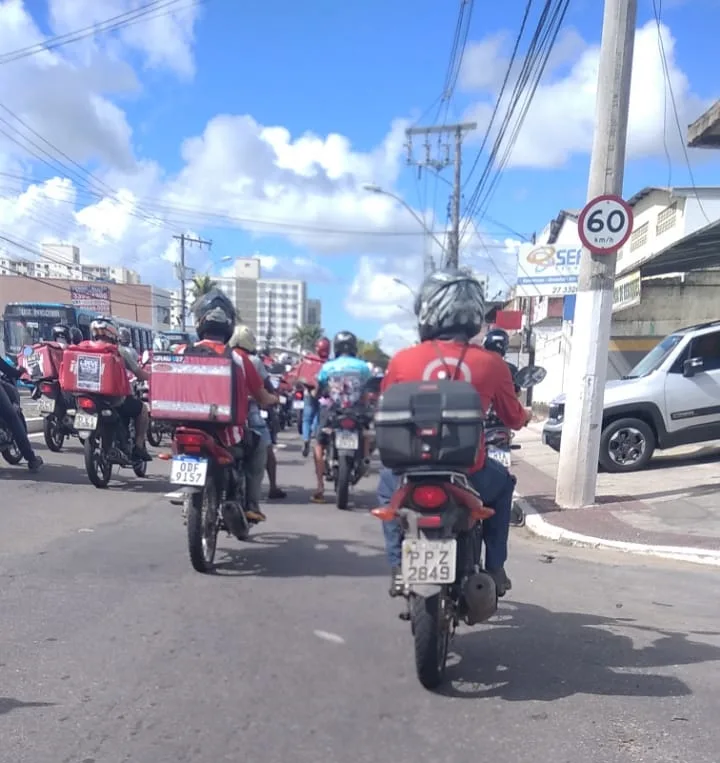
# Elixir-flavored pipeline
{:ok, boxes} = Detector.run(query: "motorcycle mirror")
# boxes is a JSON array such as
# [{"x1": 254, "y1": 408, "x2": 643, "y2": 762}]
[
  {"x1": 141, "y1": 350, "x2": 150, "y2": 366},
  {"x1": 514, "y1": 365, "x2": 547, "y2": 389}
]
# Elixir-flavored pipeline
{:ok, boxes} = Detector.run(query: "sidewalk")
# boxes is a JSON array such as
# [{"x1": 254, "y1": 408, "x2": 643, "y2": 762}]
[{"x1": 513, "y1": 423, "x2": 720, "y2": 566}]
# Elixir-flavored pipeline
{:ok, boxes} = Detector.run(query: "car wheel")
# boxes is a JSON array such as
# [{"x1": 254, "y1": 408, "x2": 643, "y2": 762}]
[{"x1": 599, "y1": 417, "x2": 655, "y2": 473}]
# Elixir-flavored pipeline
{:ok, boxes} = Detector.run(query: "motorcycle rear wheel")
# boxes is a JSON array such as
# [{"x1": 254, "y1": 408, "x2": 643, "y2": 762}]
[
  {"x1": 410, "y1": 593, "x2": 451, "y2": 690},
  {"x1": 43, "y1": 415, "x2": 65, "y2": 452},
  {"x1": 84, "y1": 435, "x2": 112, "y2": 489},
  {"x1": 147, "y1": 421, "x2": 163, "y2": 447},
  {"x1": 187, "y1": 480, "x2": 219, "y2": 573},
  {"x1": 1, "y1": 443, "x2": 22, "y2": 465},
  {"x1": 336, "y1": 455, "x2": 351, "y2": 510}
]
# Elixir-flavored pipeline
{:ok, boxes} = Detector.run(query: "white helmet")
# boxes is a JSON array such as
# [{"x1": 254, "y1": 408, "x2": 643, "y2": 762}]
[
  {"x1": 153, "y1": 334, "x2": 171, "y2": 351},
  {"x1": 229, "y1": 323, "x2": 257, "y2": 353},
  {"x1": 90, "y1": 317, "x2": 118, "y2": 343}
]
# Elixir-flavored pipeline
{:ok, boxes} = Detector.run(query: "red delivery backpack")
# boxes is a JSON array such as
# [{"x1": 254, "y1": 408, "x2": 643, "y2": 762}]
[
  {"x1": 59, "y1": 340, "x2": 132, "y2": 397},
  {"x1": 17, "y1": 342, "x2": 65, "y2": 381},
  {"x1": 295, "y1": 356, "x2": 324, "y2": 388},
  {"x1": 149, "y1": 342, "x2": 236, "y2": 424}
]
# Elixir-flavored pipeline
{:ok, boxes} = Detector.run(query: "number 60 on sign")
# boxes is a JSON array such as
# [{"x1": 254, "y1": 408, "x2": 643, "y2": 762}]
[{"x1": 577, "y1": 194, "x2": 634, "y2": 254}]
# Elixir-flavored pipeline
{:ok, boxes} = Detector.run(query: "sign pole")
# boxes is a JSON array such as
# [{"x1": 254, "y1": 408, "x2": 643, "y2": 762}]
[{"x1": 555, "y1": 0, "x2": 638, "y2": 509}]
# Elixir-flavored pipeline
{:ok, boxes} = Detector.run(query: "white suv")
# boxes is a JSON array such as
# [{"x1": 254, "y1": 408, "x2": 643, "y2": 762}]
[{"x1": 542, "y1": 320, "x2": 720, "y2": 472}]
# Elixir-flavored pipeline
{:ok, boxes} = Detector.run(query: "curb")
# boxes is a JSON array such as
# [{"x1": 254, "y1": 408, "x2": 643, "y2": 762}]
[
  {"x1": 517, "y1": 497, "x2": 720, "y2": 568},
  {"x1": 26, "y1": 417, "x2": 43, "y2": 434}
]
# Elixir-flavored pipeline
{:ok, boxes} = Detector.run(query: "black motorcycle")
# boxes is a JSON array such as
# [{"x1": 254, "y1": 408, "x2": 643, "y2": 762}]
[
  {"x1": 0, "y1": 371, "x2": 27, "y2": 466},
  {"x1": 323, "y1": 405, "x2": 369, "y2": 510},
  {"x1": 31, "y1": 377, "x2": 80, "y2": 452}
]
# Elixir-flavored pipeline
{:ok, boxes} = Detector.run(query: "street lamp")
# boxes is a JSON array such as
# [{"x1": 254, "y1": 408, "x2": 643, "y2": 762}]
[{"x1": 362, "y1": 183, "x2": 446, "y2": 270}]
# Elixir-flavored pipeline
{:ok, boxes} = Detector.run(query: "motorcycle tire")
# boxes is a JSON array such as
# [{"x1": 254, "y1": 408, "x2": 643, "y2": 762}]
[
  {"x1": 411, "y1": 593, "x2": 450, "y2": 690},
  {"x1": 147, "y1": 422, "x2": 163, "y2": 448},
  {"x1": 84, "y1": 435, "x2": 112, "y2": 489},
  {"x1": 510, "y1": 501, "x2": 525, "y2": 528},
  {"x1": 43, "y1": 415, "x2": 65, "y2": 452},
  {"x1": 133, "y1": 459, "x2": 148, "y2": 478},
  {"x1": 1, "y1": 443, "x2": 22, "y2": 465},
  {"x1": 187, "y1": 480, "x2": 219, "y2": 573},
  {"x1": 336, "y1": 455, "x2": 351, "y2": 510}
]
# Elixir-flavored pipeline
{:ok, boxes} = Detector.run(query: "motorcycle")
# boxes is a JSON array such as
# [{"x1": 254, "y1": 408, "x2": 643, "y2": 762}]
[
  {"x1": 31, "y1": 377, "x2": 80, "y2": 452},
  {"x1": 166, "y1": 425, "x2": 261, "y2": 573},
  {"x1": 0, "y1": 370, "x2": 27, "y2": 465},
  {"x1": 371, "y1": 367, "x2": 546, "y2": 690},
  {"x1": 75, "y1": 381, "x2": 148, "y2": 488},
  {"x1": 485, "y1": 365, "x2": 547, "y2": 527},
  {"x1": 322, "y1": 405, "x2": 369, "y2": 510}
]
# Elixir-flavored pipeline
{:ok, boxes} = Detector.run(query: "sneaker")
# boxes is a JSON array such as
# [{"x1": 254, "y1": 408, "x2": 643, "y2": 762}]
[
  {"x1": 27, "y1": 455, "x2": 43, "y2": 473},
  {"x1": 389, "y1": 566, "x2": 404, "y2": 597},
  {"x1": 488, "y1": 567, "x2": 512, "y2": 597},
  {"x1": 245, "y1": 508, "x2": 267, "y2": 522},
  {"x1": 302, "y1": 441, "x2": 310, "y2": 458},
  {"x1": 268, "y1": 487, "x2": 287, "y2": 500},
  {"x1": 133, "y1": 445, "x2": 152, "y2": 462}
]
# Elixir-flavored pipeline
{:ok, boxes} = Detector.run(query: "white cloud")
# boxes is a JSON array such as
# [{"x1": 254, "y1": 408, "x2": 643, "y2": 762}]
[
  {"x1": 377, "y1": 320, "x2": 418, "y2": 355},
  {"x1": 462, "y1": 21, "x2": 710, "y2": 169}
]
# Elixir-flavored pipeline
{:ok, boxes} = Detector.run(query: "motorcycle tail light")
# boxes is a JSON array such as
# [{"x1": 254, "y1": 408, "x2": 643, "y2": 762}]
[
  {"x1": 411, "y1": 485, "x2": 448, "y2": 510},
  {"x1": 417, "y1": 515, "x2": 443, "y2": 529},
  {"x1": 339, "y1": 418, "x2": 355, "y2": 430},
  {"x1": 175, "y1": 432, "x2": 206, "y2": 447},
  {"x1": 77, "y1": 397, "x2": 96, "y2": 412},
  {"x1": 40, "y1": 382, "x2": 55, "y2": 397},
  {"x1": 294, "y1": 391, "x2": 303, "y2": 399}
]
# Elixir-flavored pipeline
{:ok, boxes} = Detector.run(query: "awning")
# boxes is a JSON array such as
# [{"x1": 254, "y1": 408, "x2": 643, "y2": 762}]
[{"x1": 637, "y1": 218, "x2": 720, "y2": 277}]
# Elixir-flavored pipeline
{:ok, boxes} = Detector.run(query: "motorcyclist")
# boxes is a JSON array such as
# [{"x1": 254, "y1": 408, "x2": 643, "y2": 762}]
[
  {"x1": 0, "y1": 354, "x2": 43, "y2": 471},
  {"x1": 376, "y1": 269, "x2": 530, "y2": 597},
  {"x1": 301, "y1": 336, "x2": 330, "y2": 458},
  {"x1": 187, "y1": 291, "x2": 278, "y2": 522},
  {"x1": 228, "y1": 323, "x2": 287, "y2": 509},
  {"x1": 52, "y1": 324, "x2": 71, "y2": 347},
  {"x1": 118, "y1": 327, "x2": 139, "y2": 366},
  {"x1": 69, "y1": 327, "x2": 83, "y2": 345},
  {"x1": 311, "y1": 331, "x2": 372, "y2": 503},
  {"x1": 89, "y1": 317, "x2": 152, "y2": 462},
  {"x1": 483, "y1": 328, "x2": 520, "y2": 394}
]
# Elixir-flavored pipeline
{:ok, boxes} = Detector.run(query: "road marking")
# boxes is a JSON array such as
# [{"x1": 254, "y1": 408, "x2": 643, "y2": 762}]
[{"x1": 313, "y1": 630, "x2": 345, "y2": 644}]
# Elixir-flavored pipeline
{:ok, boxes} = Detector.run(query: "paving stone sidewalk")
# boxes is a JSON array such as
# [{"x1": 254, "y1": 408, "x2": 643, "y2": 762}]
[{"x1": 513, "y1": 423, "x2": 720, "y2": 552}]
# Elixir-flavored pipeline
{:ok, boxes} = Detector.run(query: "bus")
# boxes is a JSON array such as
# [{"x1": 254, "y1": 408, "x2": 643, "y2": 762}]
[{"x1": 2, "y1": 302, "x2": 153, "y2": 356}]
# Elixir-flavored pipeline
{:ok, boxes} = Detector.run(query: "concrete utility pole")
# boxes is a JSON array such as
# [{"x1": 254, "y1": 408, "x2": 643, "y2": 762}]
[
  {"x1": 405, "y1": 122, "x2": 476, "y2": 271},
  {"x1": 555, "y1": 0, "x2": 638, "y2": 508},
  {"x1": 173, "y1": 233, "x2": 212, "y2": 331}
]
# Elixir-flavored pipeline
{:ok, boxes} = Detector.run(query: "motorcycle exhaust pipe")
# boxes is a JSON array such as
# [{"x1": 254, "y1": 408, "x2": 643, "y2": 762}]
[{"x1": 461, "y1": 572, "x2": 498, "y2": 625}]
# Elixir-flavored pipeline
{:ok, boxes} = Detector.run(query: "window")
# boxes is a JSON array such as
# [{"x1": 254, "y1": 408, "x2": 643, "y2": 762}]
[
  {"x1": 691, "y1": 330, "x2": 720, "y2": 372},
  {"x1": 630, "y1": 222, "x2": 648, "y2": 252},
  {"x1": 656, "y1": 202, "x2": 677, "y2": 235}
]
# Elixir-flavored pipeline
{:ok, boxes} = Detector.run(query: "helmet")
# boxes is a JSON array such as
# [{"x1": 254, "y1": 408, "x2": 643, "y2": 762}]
[
  {"x1": 52, "y1": 324, "x2": 70, "y2": 343},
  {"x1": 153, "y1": 333, "x2": 171, "y2": 352},
  {"x1": 69, "y1": 327, "x2": 83, "y2": 345},
  {"x1": 229, "y1": 323, "x2": 257, "y2": 353},
  {"x1": 192, "y1": 288, "x2": 236, "y2": 342},
  {"x1": 414, "y1": 268, "x2": 486, "y2": 342},
  {"x1": 483, "y1": 328, "x2": 510, "y2": 356},
  {"x1": 90, "y1": 317, "x2": 119, "y2": 343},
  {"x1": 333, "y1": 330, "x2": 358, "y2": 357},
  {"x1": 118, "y1": 327, "x2": 132, "y2": 346},
  {"x1": 315, "y1": 336, "x2": 330, "y2": 360}
]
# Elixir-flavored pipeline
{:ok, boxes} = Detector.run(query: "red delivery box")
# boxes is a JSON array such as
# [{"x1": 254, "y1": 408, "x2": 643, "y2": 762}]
[
  {"x1": 149, "y1": 353, "x2": 235, "y2": 424},
  {"x1": 295, "y1": 356, "x2": 324, "y2": 388},
  {"x1": 17, "y1": 342, "x2": 65, "y2": 381},
  {"x1": 60, "y1": 342, "x2": 132, "y2": 397}
]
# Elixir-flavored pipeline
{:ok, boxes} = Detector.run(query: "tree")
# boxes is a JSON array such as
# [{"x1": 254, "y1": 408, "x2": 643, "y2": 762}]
[
  {"x1": 189, "y1": 274, "x2": 218, "y2": 301},
  {"x1": 289, "y1": 324, "x2": 324, "y2": 351},
  {"x1": 357, "y1": 339, "x2": 390, "y2": 368}
]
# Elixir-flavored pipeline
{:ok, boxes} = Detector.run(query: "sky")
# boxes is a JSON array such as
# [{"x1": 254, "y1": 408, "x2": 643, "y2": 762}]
[{"x1": 0, "y1": 0, "x2": 719, "y2": 352}]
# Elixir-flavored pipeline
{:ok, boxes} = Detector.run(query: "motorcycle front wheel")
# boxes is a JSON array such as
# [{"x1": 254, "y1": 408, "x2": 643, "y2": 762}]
[
  {"x1": 147, "y1": 420, "x2": 163, "y2": 447},
  {"x1": 187, "y1": 479, "x2": 220, "y2": 573},
  {"x1": 43, "y1": 414, "x2": 65, "y2": 452},
  {"x1": 411, "y1": 592, "x2": 451, "y2": 690},
  {"x1": 84, "y1": 434, "x2": 112, "y2": 488}
]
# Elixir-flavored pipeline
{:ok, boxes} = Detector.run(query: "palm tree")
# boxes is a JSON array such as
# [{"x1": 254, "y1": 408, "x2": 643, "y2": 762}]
[
  {"x1": 289, "y1": 324, "x2": 324, "y2": 351},
  {"x1": 357, "y1": 339, "x2": 390, "y2": 368},
  {"x1": 189, "y1": 274, "x2": 218, "y2": 301}
]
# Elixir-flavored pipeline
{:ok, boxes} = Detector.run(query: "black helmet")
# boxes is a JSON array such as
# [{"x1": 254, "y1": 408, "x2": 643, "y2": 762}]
[
  {"x1": 69, "y1": 327, "x2": 83, "y2": 345},
  {"x1": 483, "y1": 328, "x2": 510, "y2": 356},
  {"x1": 52, "y1": 324, "x2": 70, "y2": 343},
  {"x1": 414, "y1": 268, "x2": 486, "y2": 342},
  {"x1": 192, "y1": 288, "x2": 236, "y2": 342},
  {"x1": 333, "y1": 330, "x2": 358, "y2": 357}
]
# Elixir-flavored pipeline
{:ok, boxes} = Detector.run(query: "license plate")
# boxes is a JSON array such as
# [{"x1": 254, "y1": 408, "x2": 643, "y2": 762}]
[
  {"x1": 488, "y1": 446, "x2": 512, "y2": 468},
  {"x1": 402, "y1": 539, "x2": 457, "y2": 585},
  {"x1": 279, "y1": 395, "x2": 287, "y2": 404},
  {"x1": 74, "y1": 412, "x2": 98, "y2": 430},
  {"x1": 293, "y1": 400, "x2": 304, "y2": 410},
  {"x1": 38, "y1": 397, "x2": 55, "y2": 414},
  {"x1": 335, "y1": 431, "x2": 359, "y2": 450},
  {"x1": 260, "y1": 410, "x2": 268, "y2": 419},
  {"x1": 170, "y1": 456, "x2": 208, "y2": 486}
]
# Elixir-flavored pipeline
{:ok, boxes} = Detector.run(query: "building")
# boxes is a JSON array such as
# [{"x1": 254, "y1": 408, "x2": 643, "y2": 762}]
[
  {"x1": 257, "y1": 279, "x2": 306, "y2": 349},
  {"x1": 0, "y1": 246, "x2": 140, "y2": 284},
  {"x1": 306, "y1": 298, "x2": 322, "y2": 327}
]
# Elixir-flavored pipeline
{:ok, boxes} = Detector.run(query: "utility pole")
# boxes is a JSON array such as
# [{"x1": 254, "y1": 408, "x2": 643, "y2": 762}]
[
  {"x1": 555, "y1": 0, "x2": 638, "y2": 508},
  {"x1": 405, "y1": 121, "x2": 476, "y2": 271},
  {"x1": 173, "y1": 233, "x2": 212, "y2": 331}
]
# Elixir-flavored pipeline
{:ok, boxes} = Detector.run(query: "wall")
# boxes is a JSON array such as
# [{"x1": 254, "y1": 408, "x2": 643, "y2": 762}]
[
  {"x1": 532, "y1": 326, "x2": 571, "y2": 404},
  {"x1": 683, "y1": 194, "x2": 720, "y2": 237}
]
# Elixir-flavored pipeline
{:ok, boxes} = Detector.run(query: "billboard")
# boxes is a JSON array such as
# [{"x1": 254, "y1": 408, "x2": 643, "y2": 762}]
[
  {"x1": 612, "y1": 270, "x2": 641, "y2": 313},
  {"x1": 70, "y1": 284, "x2": 111, "y2": 314},
  {"x1": 516, "y1": 243, "x2": 582, "y2": 298}
]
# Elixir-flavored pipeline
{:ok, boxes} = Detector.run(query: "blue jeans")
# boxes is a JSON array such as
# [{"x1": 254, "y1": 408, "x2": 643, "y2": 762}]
[
  {"x1": 302, "y1": 398, "x2": 319, "y2": 441},
  {"x1": 376, "y1": 458, "x2": 514, "y2": 571}
]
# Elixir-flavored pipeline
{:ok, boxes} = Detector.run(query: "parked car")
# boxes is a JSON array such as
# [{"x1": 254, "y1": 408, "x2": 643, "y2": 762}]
[{"x1": 542, "y1": 319, "x2": 720, "y2": 472}]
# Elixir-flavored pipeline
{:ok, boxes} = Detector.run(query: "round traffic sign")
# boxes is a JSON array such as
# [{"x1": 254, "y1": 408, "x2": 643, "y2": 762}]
[{"x1": 577, "y1": 194, "x2": 634, "y2": 254}]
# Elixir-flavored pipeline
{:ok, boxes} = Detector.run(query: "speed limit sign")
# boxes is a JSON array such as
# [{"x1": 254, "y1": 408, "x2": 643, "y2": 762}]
[{"x1": 578, "y1": 194, "x2": 634, "y2": 254}]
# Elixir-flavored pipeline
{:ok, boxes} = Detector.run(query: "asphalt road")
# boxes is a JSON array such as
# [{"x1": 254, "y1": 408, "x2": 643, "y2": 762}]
[{"x1": 2, "y1": 431, "x2": 720, "y2": 763}]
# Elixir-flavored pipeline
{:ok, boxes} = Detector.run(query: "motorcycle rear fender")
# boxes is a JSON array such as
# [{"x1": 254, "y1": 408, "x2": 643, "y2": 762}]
[
  {"x1": 409, "y1": 584, "x2": 444, "y2": 598},
  {"x1": 165, "y1": 485, "x2": 203, "y2": 506}
]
